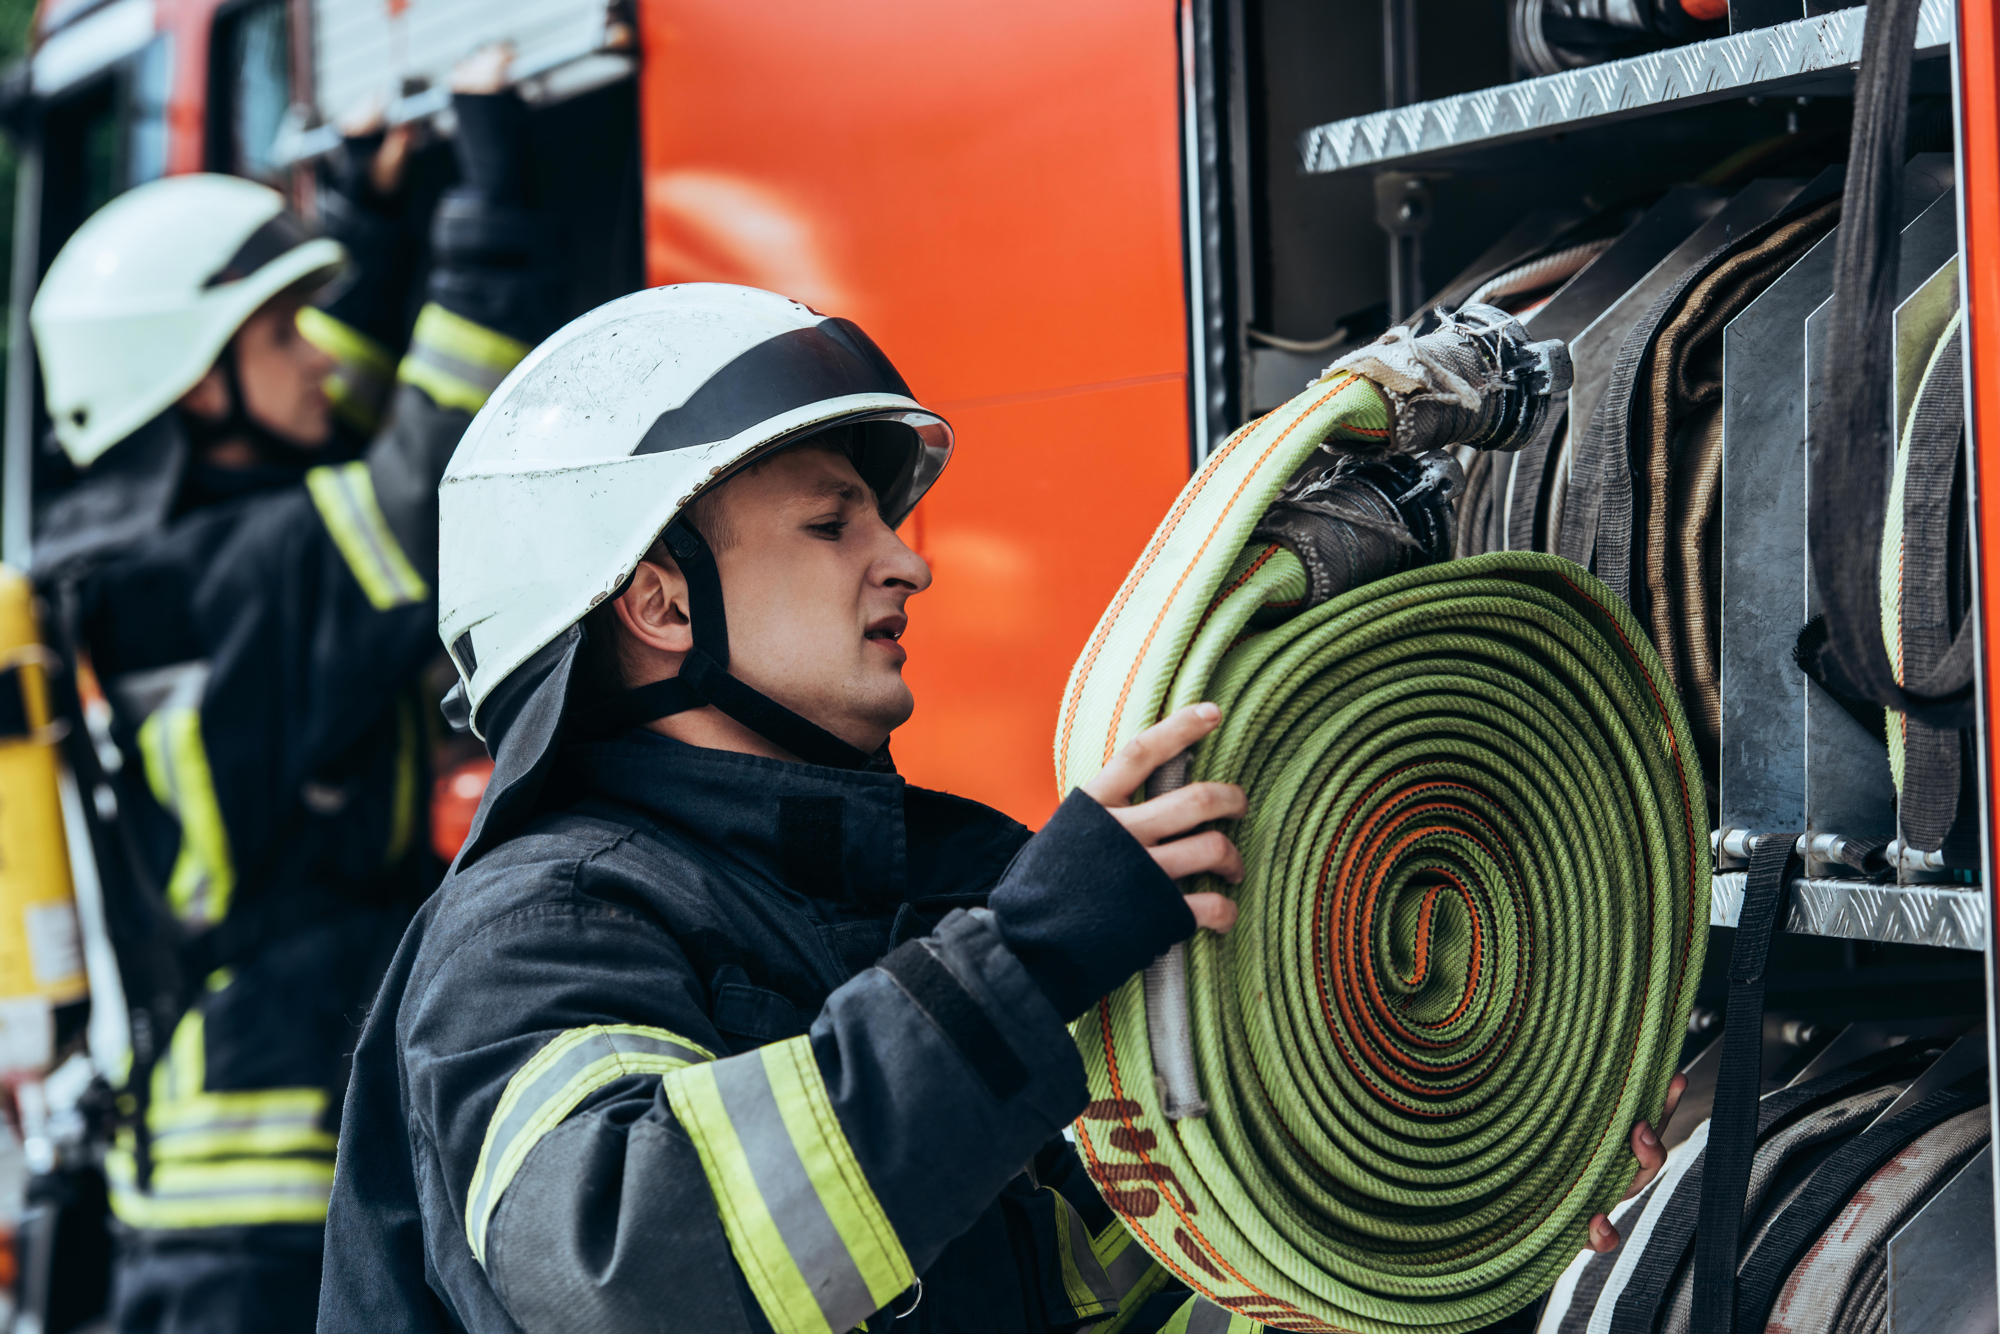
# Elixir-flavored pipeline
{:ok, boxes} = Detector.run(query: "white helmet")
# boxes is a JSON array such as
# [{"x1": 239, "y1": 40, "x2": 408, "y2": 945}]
[
  {"x1": 440, "y1": 284, "x2": 951, "y2": 862},
  {"x1": 31, "y1": 174, "x2": 348, "y2": 468}
]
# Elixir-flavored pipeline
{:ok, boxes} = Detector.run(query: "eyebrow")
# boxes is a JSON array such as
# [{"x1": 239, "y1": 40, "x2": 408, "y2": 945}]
[{"x1": 808, "y1": 477, "x2": 868, "y2": 504}]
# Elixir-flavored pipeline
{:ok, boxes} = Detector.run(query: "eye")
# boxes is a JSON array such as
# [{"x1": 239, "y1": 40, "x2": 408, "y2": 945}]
[{"x1": 810, "y1": 519, "x2": 849, "y2": 540}]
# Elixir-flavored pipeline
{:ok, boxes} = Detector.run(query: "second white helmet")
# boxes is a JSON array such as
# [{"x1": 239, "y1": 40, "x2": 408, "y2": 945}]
[{"x1": 31, "y1": 173, "x2": 348, "y2": 469}]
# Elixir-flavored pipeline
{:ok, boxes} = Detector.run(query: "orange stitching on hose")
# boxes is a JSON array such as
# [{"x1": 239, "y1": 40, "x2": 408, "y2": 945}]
[
  {"x1": 1056, "y1": 420, "x2": 1260, "y2": 775},
  {"x1": 1085, "y1": 999, "x2": 1294, "y2": 1315},
  {"x1": 1099, "y1": 378, "x2": 1364, "y2": 764}
]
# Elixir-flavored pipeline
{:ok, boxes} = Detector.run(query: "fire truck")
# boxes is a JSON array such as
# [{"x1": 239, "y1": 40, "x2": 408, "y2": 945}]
[
  {"x1": 0, "y1": 0, "x2": 1199, "y2": 836},
  {"x1": 5, "y1": 0, "x2": 2000, "y2": 1328}
]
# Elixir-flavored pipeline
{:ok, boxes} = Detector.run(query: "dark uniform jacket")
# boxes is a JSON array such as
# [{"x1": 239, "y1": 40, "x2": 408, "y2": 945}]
[
  {"x1": 320, "y1": 730, "x2": 1203, "y2": 1333},
  {"x1": 30, "y1": 93, "x2": 554, "y2": 1245}
]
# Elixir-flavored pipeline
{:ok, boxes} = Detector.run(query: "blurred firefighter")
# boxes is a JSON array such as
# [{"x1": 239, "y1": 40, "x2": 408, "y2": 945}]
[{"x1": 25, "y1": 46, "x2": 554, "y2": 1334}]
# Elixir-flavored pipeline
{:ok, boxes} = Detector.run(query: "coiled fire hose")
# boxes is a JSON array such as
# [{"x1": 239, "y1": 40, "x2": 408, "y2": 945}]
[{"x1": 1056, "y1": 312, "x2": 1710, "y2": 1333}]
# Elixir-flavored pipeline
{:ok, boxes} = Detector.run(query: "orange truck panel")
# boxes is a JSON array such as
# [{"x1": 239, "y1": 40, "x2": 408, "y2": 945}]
[
  {"x1": 636, "y1": 0, "x2": 1193, "y2": 826},
  {"x1": 1958, "y1": 0, "x2": 2000, "y2": 983}
]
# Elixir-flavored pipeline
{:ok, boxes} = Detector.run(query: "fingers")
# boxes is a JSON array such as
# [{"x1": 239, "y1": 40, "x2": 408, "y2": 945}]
[
  {"x1": 452, "y1": 43, "x2": 515, "y2": 95},
  {"x1": 1622, "y1": 1119, "x2": 1666, "y2": 1199},
  {"x1": 1588, "y1": 1214, "x2": 1621, "y2": 1254},
  {"x1": 1661, "y1": 1072, "x2": 1687, "y2": 1129},
  {"x1": 1115, "y1": 781, "x2": 1247, "y2": 845},
  {"x1": 370, "y1": 125, "x2": 413, "y2": 197},
  {"x1": 1619, "y1": 1074, "x2": 1687, "y2": 1201},
  {"x1": 1151, "y1": 830, "x2": 1244, "y2": 885},
  {"x1": 1184, "y1": 892, "x2": 1239, "y2": 934},
  {"x1": 337, "y1": 93, "x2": 387, "y2": 138},
  {"x1": 1082, "y1": 704, "x2": 1222, "y2": 806}
]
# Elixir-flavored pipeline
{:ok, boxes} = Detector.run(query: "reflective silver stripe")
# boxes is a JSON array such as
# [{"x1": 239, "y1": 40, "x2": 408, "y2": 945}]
[
  {"x1": 711, "y1": 1050, "x2": 878, "y2": 1330},
  {"x1": 465, "y1": 1025, "x2": 710, "y2": 1264},
  {"x1": 1102, "y1": 1230, "x2": 1153, "y2": 1297},
  {"x1": 306, "y1": 461, "x2": 428, "y2": 610},
  {"x1": 1056, "y1": 1192, "x2": 1120, "y2": 1312},
  {"x1": 1186, "y1": 1299, "x2": 1237, "y2": 1334},
  {"x1": 403, "y1": 342, "x2": 511, "y2": 398}
]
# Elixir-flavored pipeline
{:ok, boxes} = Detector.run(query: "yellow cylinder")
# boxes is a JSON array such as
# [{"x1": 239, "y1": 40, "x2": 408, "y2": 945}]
[{"x1": 0, "y1": 566, "x2": 85, "y2": 1006}]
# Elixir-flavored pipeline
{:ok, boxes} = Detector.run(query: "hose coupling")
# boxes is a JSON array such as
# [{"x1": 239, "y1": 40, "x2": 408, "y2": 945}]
[{"x1": 1324, "y1": 302, "x2": 1571, "y2": 455}]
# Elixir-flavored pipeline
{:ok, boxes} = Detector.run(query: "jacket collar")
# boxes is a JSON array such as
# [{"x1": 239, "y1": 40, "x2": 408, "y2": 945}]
[{"x1": 556, "y1": 729, "x2": 1030, "y2": 909}]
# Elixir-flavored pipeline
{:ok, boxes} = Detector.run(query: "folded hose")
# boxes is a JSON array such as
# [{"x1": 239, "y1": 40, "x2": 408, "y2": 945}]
[{"x1": 1057, "y1": 365, "x2": 1709, "y2": 1332}]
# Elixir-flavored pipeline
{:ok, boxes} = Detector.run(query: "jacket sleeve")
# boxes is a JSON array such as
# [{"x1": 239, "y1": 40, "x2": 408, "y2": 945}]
[
  {"x1": 409, "y1": 796, "x2": 1195, "y2": 1334},
  {"x1": 298, "y1": 132, "x2": 417, "y2": 438},
  {"x1": 323, "y1": 89, "x2": 559, "y2": 594},
  {"x1": 138, "y1": 94, "x2": 559, "y2": 908}
]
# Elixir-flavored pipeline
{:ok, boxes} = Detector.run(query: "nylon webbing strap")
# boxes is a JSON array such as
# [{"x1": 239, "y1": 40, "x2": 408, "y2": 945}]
[
  {"x1": 1691, "y1": 833, "x2": 1800, "y2": 1334},
  {"x1": 1729, "y1": 1073, "x2": 1988, "y2": 1333},
  {"x1": 589, "y1": 519, "x2": 883, "y2": 772},
  {"x1": 1883, "y1": 317, "x2": 1975, "y2": 853},
  {"x1": 1605, "y1": 1037, "x2": 1935, "y2": 1333},
  {"x1": 1056, "y1": 374, "x2": 1707, "y2": 1332},
  {"x1": 1806, "y1": 0, "x2": 1973, "y2": 729}
]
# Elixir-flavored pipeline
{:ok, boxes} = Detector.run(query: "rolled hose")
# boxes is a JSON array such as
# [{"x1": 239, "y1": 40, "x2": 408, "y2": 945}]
[{"x1": 1056, "y1": 373, "x2": 1709, "y2": 1332}]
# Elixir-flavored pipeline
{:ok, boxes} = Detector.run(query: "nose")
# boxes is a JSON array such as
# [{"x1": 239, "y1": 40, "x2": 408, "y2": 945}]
[
  {"x1": 876, "y1": 519, "x2": 932, "y2": 594},
  {"x1": 301, "y1": 336, "x2": 338, "y2": 379}
]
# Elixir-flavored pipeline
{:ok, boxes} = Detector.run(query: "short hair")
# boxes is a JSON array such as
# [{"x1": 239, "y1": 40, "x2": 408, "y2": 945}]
[
  {"x1": 686, "y1": 425, "x2": 858, "y2": 554},
  {"x1": 573, "y1": 424, "x2": 860, "y2": 700}
]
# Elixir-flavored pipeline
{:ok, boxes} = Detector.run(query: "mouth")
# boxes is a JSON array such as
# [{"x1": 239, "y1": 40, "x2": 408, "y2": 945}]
[{"x1": 864, "y1": 614, "x2": 907, "y2": 645}]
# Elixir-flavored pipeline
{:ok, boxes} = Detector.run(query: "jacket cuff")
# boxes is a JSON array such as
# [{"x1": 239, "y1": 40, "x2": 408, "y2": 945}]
[{"x1": 986, "y1": 789, "x2": 1196, "y2": 1021}]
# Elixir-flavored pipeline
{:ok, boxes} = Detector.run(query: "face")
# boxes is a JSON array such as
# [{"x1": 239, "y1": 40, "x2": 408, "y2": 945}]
[
  {"x1": 183, "y1": 293, "x2": 336, "y2": 450},
  {"x1": 704, "y1": 447, "x2": 932, "y2": 751}
]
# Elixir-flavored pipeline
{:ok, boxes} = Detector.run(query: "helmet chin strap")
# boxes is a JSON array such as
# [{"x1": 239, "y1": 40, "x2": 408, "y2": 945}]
[
  {"x1": 582, "y1": 518, "x2": 891, "y2": 773},
  {"x1": 180, "y1": 341, "x2": 327, "y2": 472}
]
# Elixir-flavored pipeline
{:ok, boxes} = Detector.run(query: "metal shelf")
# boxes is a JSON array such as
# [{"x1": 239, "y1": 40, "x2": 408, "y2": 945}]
[
  {"x1": 1711, "y1": 872, "x2": 1986, "y2": 951},
  {"x1": 1299, "y1": 0, "x2": 1954, "y2": 176}
]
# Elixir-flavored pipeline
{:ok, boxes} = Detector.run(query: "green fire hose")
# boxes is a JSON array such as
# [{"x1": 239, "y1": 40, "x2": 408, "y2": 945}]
[{"x1": 1056, "y1": 366, "x2": 1710, "y2": 1333}]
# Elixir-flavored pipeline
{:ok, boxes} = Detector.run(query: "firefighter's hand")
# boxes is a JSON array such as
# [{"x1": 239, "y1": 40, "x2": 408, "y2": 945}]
[
  {"x1": 452, "y1": 43, "x2": 514, "y2": 95},
  {"x1": 1586, "y1": 1073, "x2": 1688, "y2": 1253},
  {"x1": 335, "y1": 95, "x2": 412, "y2": 197},
  {"x1": 1081, "y1": 703, "x2": 1245, "y2": 934}
]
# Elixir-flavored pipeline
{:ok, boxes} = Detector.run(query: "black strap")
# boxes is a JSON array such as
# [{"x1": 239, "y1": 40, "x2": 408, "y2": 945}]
[
  {"x1": 878, "y1": 939, "x2": 1030, "y2": 1101},
  {"x1": 41, "y1": 581, "x2": 185, "y2": 1188},
  {"x1": 1606, "y1": 1035, "x2": 1939, "y2": 1333},
  {"x1": 588, "y1": 519, "x2": 884, "y2": 772},
  {"x1": 1730, "y1": 1072, "x2": 1989, "y2": 1333},
  {"x1": 1892, "y1": 321, "x2": 1977, "y2": 853},
  {"x1": 1805, "y1": 0, "x2": 1971, "y2": 728},
  {"x1": 1692, "y1": 833, "x2": 1802, "y2": 1334}
]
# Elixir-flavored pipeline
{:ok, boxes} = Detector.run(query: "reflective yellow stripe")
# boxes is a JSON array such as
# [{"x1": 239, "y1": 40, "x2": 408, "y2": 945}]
[
  {"x1": 1051, "y1": 1189, "x2": 1119, "y2": 1318},
  {"x1": 138, "y1": 705, "x2": 234, "y2": 926},
  {"x1": 1158, "y1": 1296, "x2": 1266, "y2": 1334},
  {"x1": 108, "y1": 1007, "x2": 335, "y2": 1230},
  {"x1": 106, "y1": 1148, "x2": 336, "y2": 1228},
  {"x1": 297, "y1": 307, "x2": 394, "y2": 435},
  {"x1": 385, "y1": 694, "x2": 419, "y2": 865},
  {"x1": 1082, "y1": 1220, "x2": 1173, "y2": 1334},
  {"x1": 147, "y1": 1089, "x2": 335, "y2": 1161},
  {"x1": 465, "y1": 1024, "x2": 714, "y2": 1265},
  {"x1": 665, "y1": 1035, "x2": 913, "y2": 1334},
  {"x1": 306, "y1": 460, "x2": 429, "y2": 610},
  {"x1": 397, "y1": 302, "x2": 529, "y2": 413}
]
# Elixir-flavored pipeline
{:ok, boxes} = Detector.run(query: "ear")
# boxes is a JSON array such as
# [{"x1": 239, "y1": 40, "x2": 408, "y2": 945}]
[
  {"x1": 178, "y1": 366, "x2": 229, "y2": 420},
  {"x1": 611, "y1": 557, "x2": 694, "y2": 657}
]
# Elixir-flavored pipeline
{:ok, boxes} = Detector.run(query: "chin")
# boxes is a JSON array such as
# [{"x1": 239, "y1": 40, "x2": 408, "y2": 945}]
[{"x1": 861, "y1": 685, "x2": 916, "y2": 739}]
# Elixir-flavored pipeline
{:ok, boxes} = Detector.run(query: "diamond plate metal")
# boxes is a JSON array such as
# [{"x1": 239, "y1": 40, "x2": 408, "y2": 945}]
[
  {"x1": 1710, "y1": 873, "x2": 1987, "y2": 951},
  {"x1": 1299, "y1": 0, "x2": 1955, "y2": 174}
]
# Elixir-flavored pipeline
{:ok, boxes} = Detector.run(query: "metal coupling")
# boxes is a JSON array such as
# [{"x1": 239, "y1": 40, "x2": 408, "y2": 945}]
[
  {"x1": 1885, "y1": 838, "x2": 1948, "y2": 874},
  {"x1": 1324, "y1": 302, "x2": 1572, "y2": 455},
  {"x1": 1251, "y1": 450, "x2": 1464, "y2": 612}
]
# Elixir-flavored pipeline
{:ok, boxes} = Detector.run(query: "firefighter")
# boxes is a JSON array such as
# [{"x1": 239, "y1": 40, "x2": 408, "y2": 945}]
[
  {"x1": 27, "y1": 52, "x2": 554, "y2": 1334},
  {"x1": 321, "y1": 285, "x2": 1683, "y2": 1334},
  {"x1": 317, "y1": 283, "x2": 1257, "y2": 1333}
]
